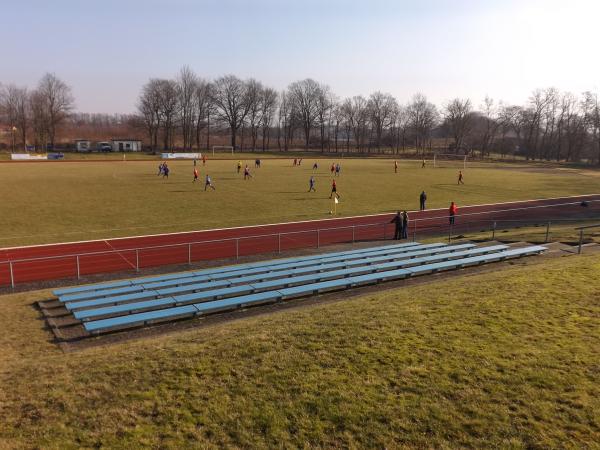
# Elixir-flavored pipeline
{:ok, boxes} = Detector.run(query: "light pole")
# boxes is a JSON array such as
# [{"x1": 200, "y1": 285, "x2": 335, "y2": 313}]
[{"x1": 11, "y1": 126, "x2": 17, "y2": 153}]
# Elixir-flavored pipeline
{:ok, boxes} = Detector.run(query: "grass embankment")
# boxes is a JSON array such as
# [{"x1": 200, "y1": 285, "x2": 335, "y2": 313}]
[
  {"x1": 1, "y1": 159, "x2": 598, "y2": 247},
  {"x1": 0, "y1": 254, "x2": 599, "y2": 448}
]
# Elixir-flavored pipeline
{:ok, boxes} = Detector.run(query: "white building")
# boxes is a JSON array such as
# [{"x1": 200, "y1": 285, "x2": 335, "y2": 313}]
[
  {"x1": 75, "y1": 140, "x2": 91, "y2": 152},
  {"x1": 111, "y1": 139, "x2": 142, "y2": 152}
]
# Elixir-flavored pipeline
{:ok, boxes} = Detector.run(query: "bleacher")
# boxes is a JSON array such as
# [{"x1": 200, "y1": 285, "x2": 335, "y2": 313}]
[{"x1": 52, "y1": 241, "x2": 546, "y2": 335}]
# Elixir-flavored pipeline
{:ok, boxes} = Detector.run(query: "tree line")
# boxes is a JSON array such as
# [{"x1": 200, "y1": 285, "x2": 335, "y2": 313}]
[
  {"x1": 2, "y1": 69, "x2": 600, "y2": 164},
  {"x1": 0, "y1": 73, "x2": 74, "y2": 150}
]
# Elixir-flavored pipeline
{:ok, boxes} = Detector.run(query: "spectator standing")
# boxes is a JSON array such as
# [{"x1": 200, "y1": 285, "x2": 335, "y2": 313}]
[{"x1": 419, "y1": 191, "x2": 427, "y2": 210}]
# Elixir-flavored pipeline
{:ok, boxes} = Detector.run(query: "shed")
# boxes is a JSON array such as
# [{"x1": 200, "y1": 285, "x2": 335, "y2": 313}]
[{"x1": 111, "y1": 139, "x2": 142, "y2": 152}]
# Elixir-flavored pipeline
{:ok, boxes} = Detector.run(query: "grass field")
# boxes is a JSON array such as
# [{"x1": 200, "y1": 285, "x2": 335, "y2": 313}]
[
  {"x1": 0, "y1": 253, "x2": 598, "y2": 448},
  {"x1": 1, "y1": 159, "x2": 599, "y2": 248}
]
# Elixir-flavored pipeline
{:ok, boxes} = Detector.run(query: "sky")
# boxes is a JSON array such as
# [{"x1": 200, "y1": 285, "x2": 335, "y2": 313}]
[{"x1": 2, "y1": 0, "x2": 599, "y2": 114}]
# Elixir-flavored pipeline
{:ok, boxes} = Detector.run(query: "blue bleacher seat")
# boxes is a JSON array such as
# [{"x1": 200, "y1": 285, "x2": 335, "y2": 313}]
[
  {"x1": 55, "y1": 241, "x2": 425, "y2": 298},
  {"x1": 73, "y1": 243, "x2": 546, "y2": 333},
  {"x1": 74, "y1": 297, "x2": 175, "y2": 321},
  {"x1": 84, "y1": 304, "x2": 198, "y2": 332},
  {"x1": 56, "y1": 242, "x2": 433, "y2": 302},
  {"x1": 65, "y1": 290, "x2": 161, "y2": 311}
]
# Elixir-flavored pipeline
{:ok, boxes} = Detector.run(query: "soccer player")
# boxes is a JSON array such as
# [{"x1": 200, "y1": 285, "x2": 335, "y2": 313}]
[
  {"x1": 237, "y1": 160, "x2": 242, "y2": 174},
  {"x1": 458, "y1": 170, "x2": 464, "y2": 184},
  {"x1": 449, "y1": 201, "x2": 458, "y2": 225},
  {"x1": 205, "y1": 174, "x2": 216, "y2": 190},
  {"x1": 193, "y1": 158, "x2": 197, "y2": 167},
  {"x1": 162, "y1": 164, "x2": 170, "y2": 179},
  {"x1": 335, "y1": 163, "x2": 341, "y2": 176},
  {"x1": 313, "y1": 162, "x2": 318, "y2": 171},
  {"x1": 308, "y1": 176, "x2": 316, "y2": 192},
  {"x1": 293, "y1": 158, "x2": 297, "y2": 166},
  {"x1": 157, "y1": 163, "x2": 163, "y2": 176},
  {"x1": 193, "y1": 167, "x2": 199, "y2": 182},
  {"x1": 329, "y1": 179, "x2": 340, "y2": 199},
  {"x1": 202, "y1": 154, "x2": 206, "y2": 166},
  {"x1": 422, "y1": 159, "x2": 426, "y2": 168},
  {"x1": 419, "y1": 190, "x2": 427, "y2": 210},
  {"x1": 330, "y1": 163, "x2": 335, "y2": 175},
  {"x1": 244, "y1": 165, "x2": 253, "y2": 180},
  {"x1": 255, "y1": 158, "x2": 261, "y2": 168},
  {"x1": 394, "y1": 161, "x2": 398, "y2": 173}
]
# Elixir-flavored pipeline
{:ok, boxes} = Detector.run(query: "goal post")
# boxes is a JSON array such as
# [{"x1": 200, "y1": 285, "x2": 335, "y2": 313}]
[
  {"x1": 433, "y1": 153, "x2": 467, "y2": 169},
  {"x1": 212, "y1": 145, "x2": 234, "y2": 156}
]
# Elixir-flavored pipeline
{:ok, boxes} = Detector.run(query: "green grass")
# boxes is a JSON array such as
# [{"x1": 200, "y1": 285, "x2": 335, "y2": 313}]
[
  {"x1": 0, "y1": 254, "x2": 599, "y2": 448},
  {"x1": 1, "y1": 158, "x2": 599, "y2": 247}
]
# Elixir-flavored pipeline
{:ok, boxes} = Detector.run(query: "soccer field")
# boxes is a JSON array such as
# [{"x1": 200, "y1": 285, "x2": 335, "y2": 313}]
[{"x1": 1, "y1": 158, "x2": 598, "y2": 247}]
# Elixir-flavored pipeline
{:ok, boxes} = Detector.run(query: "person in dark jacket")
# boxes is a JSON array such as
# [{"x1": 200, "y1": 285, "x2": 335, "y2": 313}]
[
  {"x1": 391, "y1": 211, "x2": 403, "y2": 240},
  {"x1": 419, "y1": 191, "x2": 427, "y2": 210},
  {"x1": 402, "y1": 211, "x2": 409, "y2": 239}
]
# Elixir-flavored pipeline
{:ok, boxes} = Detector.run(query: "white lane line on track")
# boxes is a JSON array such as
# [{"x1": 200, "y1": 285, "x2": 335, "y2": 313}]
[{"x1": 103, "y1": 239, "x2": 137, "y2": 270}]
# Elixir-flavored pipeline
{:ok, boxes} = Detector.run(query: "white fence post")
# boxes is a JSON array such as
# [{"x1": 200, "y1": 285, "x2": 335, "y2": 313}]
[{"x1": 9, "y1": 262, "x2": 15, "y2": 289}]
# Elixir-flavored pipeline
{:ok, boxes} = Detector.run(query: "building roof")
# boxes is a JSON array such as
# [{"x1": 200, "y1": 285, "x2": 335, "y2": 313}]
[{"x1": 111, "y1": 138, "x2": 141, "y2": 142}]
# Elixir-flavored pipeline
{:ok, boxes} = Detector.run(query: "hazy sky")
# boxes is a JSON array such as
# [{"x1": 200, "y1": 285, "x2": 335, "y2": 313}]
[{"x1": 3, "y1": 0, "x2": 598, "y2": 113}]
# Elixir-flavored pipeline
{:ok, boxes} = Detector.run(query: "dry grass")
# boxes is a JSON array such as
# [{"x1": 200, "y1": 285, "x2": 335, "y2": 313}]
[
  {"x1": 1, "y1": 158, "x2": 599, "y2": 247},
  {"x1": 0, "y1": 254, "x2": 599, "y2": 448}
]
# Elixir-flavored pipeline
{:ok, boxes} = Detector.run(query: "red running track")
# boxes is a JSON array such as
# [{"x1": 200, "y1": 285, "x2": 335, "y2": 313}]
[{"x1": 1, "y1": 194, "x2": 599, "y2": 287}]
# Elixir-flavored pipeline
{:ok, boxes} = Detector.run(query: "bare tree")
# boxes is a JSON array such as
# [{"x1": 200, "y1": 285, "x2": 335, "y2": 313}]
[
  {"x1": 316, "y1": 84, "x2": 332, "y2": 152},
  {"x1": 277, "y1": 91, "x2": 295, "y2": 151},
  {"x1": 156, "y1": 79, "x2": 179, "y2": 150},
  {"x1": 193, "y1": 80, "x2": 212, "y2": 151},
  {"x1": 245, "y1": 79, "x2": 263, "y2": 150},
  {"x1": 137, "y1": 79, "x2": 162, "y2": 151},
  {"x1": 349, "y1": 96, "x2": 370, "y2": 151},
  {"x1": 443, "y1": 98, "x2": 474, "y2": 153},
  {"x1": 177, "y1": 66, "x2": 198, "y2": 150},
  {"x1": 474, "y1": 97, "x2": 502, "y2": 157},
  {"x1": 260, "y1": 87, "x2": 278, "y2": 151},
  {"x1": 29, "y1": 89, "x2": 50, "y2": 150},
  {"x1": 211, "y1": 75, "x2": 251, "y2": 149},
  {"x1": 36, "y1": 73, "x2": 74, "y2": 148},
  {"x1": 582, "y1": 91, "x2": 600, "y2": 164},
  {"x1": 339, "y1": 98, "x2": 353, "y2": 152},
  {"x1": 287, "y1": 79, "x2": 321, "y2": 149},
  {"x1": 406, "y1": 93, "x2": 438, "y2": 153},
  {"x1": 394, "y1": 105, "x2": 409, "y2": 153},
  {"x1": 368, "y1": 92, "x2": 398, "y2": 152},
  {"x1": 0, "y1": 84, "x2": 29, "y2": 149}
]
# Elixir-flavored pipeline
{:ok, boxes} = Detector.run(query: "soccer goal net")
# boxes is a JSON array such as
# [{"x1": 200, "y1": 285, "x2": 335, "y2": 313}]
[
  {"x1": 433, "y1": 153, "x2": 468, "y2": 169},
  {"x1": 212, "y1": 145, "x2": 234, "y2": 156}
]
